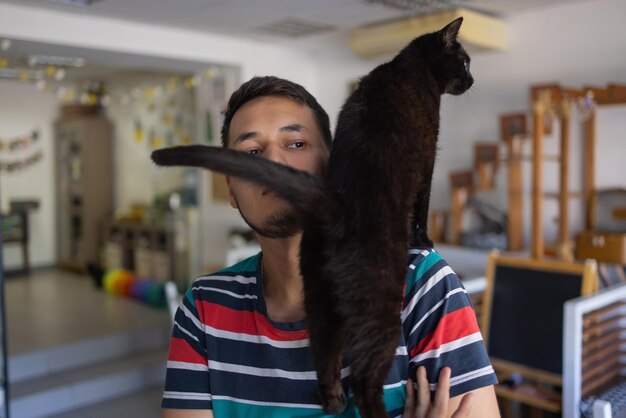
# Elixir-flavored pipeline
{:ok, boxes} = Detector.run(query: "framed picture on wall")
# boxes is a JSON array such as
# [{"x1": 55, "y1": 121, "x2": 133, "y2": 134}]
[{"x1": 499, "y1": 113, "x2": 527, "y2": 142}]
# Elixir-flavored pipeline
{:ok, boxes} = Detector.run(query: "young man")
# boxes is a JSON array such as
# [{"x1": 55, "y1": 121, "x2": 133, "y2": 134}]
[{"x1": 161, "y1": 76, "x2": 500, "y2": 418}]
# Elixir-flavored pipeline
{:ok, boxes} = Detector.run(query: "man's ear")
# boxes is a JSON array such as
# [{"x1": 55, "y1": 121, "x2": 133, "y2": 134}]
[{"x1": 226, "y1": 175, "x2": 238, "y2": 209}]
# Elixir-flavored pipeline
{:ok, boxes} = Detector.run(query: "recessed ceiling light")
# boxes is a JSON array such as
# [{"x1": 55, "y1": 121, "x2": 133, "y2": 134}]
[{"x1": 47, "y1": 0, "x2": 105, "y2": 6}]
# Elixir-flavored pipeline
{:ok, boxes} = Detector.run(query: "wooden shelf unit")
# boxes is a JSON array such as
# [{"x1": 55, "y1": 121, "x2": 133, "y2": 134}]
[
  {"x1": 55, "y1": 105, "x2": 113, "y2": 272},
  {"x1": 530, "y1": 83, "x2": 626, "y2": 260}
]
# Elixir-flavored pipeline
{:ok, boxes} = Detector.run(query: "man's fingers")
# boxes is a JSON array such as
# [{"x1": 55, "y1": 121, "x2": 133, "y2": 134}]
[
  {"x1": 416, "y1": 366, "x2": 430, "y2": 418},
  {"x1": 451, "y1": 393, "x2": 473, "y2": 418},
  {"x1": 403, "y1": 378, "x2": 415, "y2": 416},
  {"x1": 432, "y1": 367, "x2": 451, "y2": 415}
]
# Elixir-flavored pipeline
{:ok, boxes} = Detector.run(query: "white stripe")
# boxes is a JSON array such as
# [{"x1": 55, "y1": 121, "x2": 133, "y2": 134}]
[
  {"x1": 407, "y1": 287, "x2": 467, "y2": 336},
  {"x1": 167, "y1": 360, "x2": 208, "y2": 372},
  {"x1": 428, "y1": 365, "x2": 495, "y2": 391},
  {"x1": 383, "y1": 379, "x2": 407, "y2": 391},
  {"x1": 163, "y1": 391, "x2": 212, "y2": 401},
  {"x1": 396, "y1": 345, "x2": 408, "y2": 356},
  {"x1": 173, "y1": 321, "x2": 200, "y2": 343},
  {"x1": 450, "y1": 365, "x2": 495, "y2": 386},
  {"x1": 193, "y1": 286, "x2": 258, "y2": 300},
  {"x1": 196, "y1": 274, "x2": 257, "y2": 285},
  {"x1": 401, "y1": 265, "x2": 454, "y2": 322},
  {"x1": 204, "y1": 324, "x2": 310, "y2": 348},
  {"x1": 180, "y1": 301, "x2": 204, "y2": 330},
  {"x1": 408, "y1": 249, "x2": 431, "y2": 256},
  {"x1": 409, "y1": 332, "x2": 484, "y2": 363},
  {"x1": 211, "y1": 395, "x2": 323, "y2": 410},
  {"x1": 209, "y1": 360, "x2": 352, "y2": 380}
]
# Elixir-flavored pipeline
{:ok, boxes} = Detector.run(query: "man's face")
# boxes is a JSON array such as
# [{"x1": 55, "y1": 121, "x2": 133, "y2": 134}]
[{"x1": 227, "y1": 96, "x2": 330, "y2": 239}]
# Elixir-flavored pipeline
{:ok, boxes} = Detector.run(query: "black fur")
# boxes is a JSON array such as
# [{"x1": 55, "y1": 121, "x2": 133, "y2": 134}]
[{"x1": 151, "y1": 17, "x2": 473, "y2": 418}]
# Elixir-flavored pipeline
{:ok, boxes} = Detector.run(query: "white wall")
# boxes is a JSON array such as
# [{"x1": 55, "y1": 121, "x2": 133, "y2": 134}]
[
  {"x1": 0, "y1": 80, "x2": 59, "y2": 268},
  {"x1": 105, "y1": 72, "x2": 197, "y2": 211},
  {"x1": 313, "y1": 0, "x2": 626, "y2": 245},
  {"x1": 2, "y1": 0, "x2": 625, "y2": 270}
]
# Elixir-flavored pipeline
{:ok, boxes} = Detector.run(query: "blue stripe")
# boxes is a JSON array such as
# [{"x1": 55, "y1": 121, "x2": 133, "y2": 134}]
[
  {"x1": 206, "y1": 354, "x2": 409, "y2": 404},
  {"x1": 409, "y1": 340, "x2": 495, "y2": 396}
]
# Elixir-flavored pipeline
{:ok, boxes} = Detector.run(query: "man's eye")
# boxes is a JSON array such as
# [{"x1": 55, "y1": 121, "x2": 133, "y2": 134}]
[
  {"x1": 247, "y1": 149, "x2": 261, "y2": 156},
  {"x1": 288, "y1": 142, "x2": 305, "y2": 149}
]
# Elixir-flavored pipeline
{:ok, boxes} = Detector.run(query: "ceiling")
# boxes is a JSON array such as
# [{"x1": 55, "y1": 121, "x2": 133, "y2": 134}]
[
  {"x1": 1, "y1": 0, "x2": 588, "y2": 43},
  {"x1": 0, "y1": 0, "x2": 591, "y2": 80}
]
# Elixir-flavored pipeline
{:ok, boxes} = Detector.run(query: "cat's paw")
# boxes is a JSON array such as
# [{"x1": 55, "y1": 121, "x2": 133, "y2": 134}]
[
  {"x1": 323, "y1": 393, "x2": 346, "y2": 415},
  {"x1": 319, "y1": 384, "x2": 347, "y2": 415}
]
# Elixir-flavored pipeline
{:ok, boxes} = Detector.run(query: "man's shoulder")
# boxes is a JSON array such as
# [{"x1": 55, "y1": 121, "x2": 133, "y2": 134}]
[
  {"x1": 184, "y1": 253, "x2": 261, "y2": 306},
  {"x1": 405, "y1": 247, "x2": 462, "y2": 296}
]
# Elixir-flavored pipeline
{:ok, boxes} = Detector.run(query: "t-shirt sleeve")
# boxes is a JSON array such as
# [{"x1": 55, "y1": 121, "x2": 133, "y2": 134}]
[
  {"x1": 162, "y1": 286, "x2": 213, "y2": 410},
  {"x1": 402, "y1": 249, "x2": 498, "y2": 398}
]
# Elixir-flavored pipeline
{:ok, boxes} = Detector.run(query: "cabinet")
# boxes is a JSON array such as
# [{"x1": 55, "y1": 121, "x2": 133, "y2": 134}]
[
  {"x1": 103, "y1": 221, "x2": 175, "y2": 282},
  {"x1": 55, "y1": 105, "x2": 113, "y2": 272},
  {"x1": 576, "y1": 231, "x2": 626, "y2": 264}
]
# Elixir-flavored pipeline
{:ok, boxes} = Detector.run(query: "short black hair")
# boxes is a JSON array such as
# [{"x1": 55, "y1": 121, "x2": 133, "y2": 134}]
[{"x1": 221, "y1": 76, "x2": 332, "y2": 149}]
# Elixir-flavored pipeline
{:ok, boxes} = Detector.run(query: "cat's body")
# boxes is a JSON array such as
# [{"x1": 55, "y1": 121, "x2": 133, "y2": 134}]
[{"x1": 152, "y1": 18, "x2": 473, "y2": 418}]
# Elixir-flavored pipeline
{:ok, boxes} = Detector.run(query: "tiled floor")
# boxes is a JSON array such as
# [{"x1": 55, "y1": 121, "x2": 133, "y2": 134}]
[
  {"x1": 4, "y1": 268, "x2": 171, "y2": 417},
  {"x1": 5, "y1": 269, "x2": 170, "y2": 356},
  {"x1": 46, "y1": 384, "x2": 164, "y2": 418}
]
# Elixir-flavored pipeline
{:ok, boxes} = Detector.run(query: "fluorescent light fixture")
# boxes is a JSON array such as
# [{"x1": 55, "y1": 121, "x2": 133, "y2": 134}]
[
  {"x1": 0, "y1": 68, "x2": 43, "y2": 81},
  {"x1": 28, "y1": 55, "x2": 86, "y2": 67},
  {"x1": 47, "y1": 0, "x2": 105, "y2": 6},
  {"x1": 0, "y1": 39, "x2": 11, "y2": 51}
]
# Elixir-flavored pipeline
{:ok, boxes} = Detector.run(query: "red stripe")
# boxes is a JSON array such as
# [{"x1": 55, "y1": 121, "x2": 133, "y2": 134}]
[
  {"x1": 410, "y1": 306, "x2": 480, "y2": 358},
  {"x1": 168, "y1": 337, "x2": 207, "y2": 365},
  {"x1": 199, "y1": 301, "x2": 309, "y2": 342}
]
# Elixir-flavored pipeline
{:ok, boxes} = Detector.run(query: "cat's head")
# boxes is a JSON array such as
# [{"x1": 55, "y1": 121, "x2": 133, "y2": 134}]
[{"x1": 425, "y1": 17, "x2": 474, "y2": 95}]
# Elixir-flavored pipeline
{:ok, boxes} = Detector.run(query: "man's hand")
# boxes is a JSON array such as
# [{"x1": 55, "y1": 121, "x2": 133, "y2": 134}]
[{"x1": 403, "y1": 366, "x2": 472, "y2": 418}]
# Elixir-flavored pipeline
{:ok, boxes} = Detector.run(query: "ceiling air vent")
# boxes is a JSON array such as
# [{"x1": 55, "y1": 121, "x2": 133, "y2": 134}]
[
  {"x1": 47, "y1": 0, "x2": 106, "y2": 6},
  {"x1": 254, "y1": 18, "x2": 335, "y2": 38},
  {"x1": 364, "y1": 0, "x2": 463, "y2": 11}
]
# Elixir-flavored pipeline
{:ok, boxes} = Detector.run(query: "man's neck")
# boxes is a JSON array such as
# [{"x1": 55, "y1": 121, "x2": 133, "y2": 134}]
[{"x1": 257, "y1": 233, "x2": 305, "y2": 323}]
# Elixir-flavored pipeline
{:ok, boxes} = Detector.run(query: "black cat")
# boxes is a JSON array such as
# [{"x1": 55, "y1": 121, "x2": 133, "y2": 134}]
[{"x1": 152, "y1": 17, "x2": 473, "y2": 418}]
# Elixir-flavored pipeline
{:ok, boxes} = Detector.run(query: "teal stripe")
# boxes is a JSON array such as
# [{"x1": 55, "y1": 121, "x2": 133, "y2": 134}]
[
  {"x1": 212, "y1": 398, "x2": 356, "y2": 418},
  {"x1": 382, "y1": 384, "x2": 406, "y2": 413},
  {"x1": 212, "y1": 385, "x2": 405, "y2": 418},
  {"x1": 405, "y1": 250, "x2": 443, "y2": 298},
  {"x1": 218, "y1": 252, "x2": 261, "y2": 275},
  {"x1": 185, "y1": 288, "x2": 194, "y2": 305}
]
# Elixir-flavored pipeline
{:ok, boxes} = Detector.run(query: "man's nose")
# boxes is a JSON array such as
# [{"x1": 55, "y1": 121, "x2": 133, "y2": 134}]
[{"x1": 264, "y1": 145, "x2": 287, "y2": 165}]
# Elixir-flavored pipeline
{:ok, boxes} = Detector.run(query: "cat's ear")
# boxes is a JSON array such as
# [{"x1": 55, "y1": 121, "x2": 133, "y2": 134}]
[{"x1": 441, "y1": 17, "x2": 463, "y2": 48}]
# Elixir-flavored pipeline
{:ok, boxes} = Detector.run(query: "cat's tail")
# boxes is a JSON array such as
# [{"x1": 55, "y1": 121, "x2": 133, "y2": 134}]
[{"x1": 151, "y1": 145, "x2": 339, "y2": 217}]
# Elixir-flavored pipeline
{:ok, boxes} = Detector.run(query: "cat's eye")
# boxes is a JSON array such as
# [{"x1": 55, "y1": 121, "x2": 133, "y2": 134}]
[{"x1": 464, "y1": 60, "x2": 470, "y2": 71}]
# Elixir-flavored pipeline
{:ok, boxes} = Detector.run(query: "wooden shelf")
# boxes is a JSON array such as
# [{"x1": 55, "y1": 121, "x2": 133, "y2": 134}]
[
  {"x1": 495, "y1": 384, "x2": 562, "y2": 413},
  {"x1": 542, "y1": 191, "x2": 583, "y2": 199}
]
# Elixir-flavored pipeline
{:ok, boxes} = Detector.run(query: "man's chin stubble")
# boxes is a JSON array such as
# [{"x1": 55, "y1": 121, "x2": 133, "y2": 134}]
[{"x1": 238, "y1": 209, "x2": 301, "y2": 239}]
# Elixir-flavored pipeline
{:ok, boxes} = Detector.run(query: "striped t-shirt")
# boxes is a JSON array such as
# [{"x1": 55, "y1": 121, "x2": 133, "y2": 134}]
[{"x1": 162, "y1": 248, "x2": 497, "y2": 417}]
